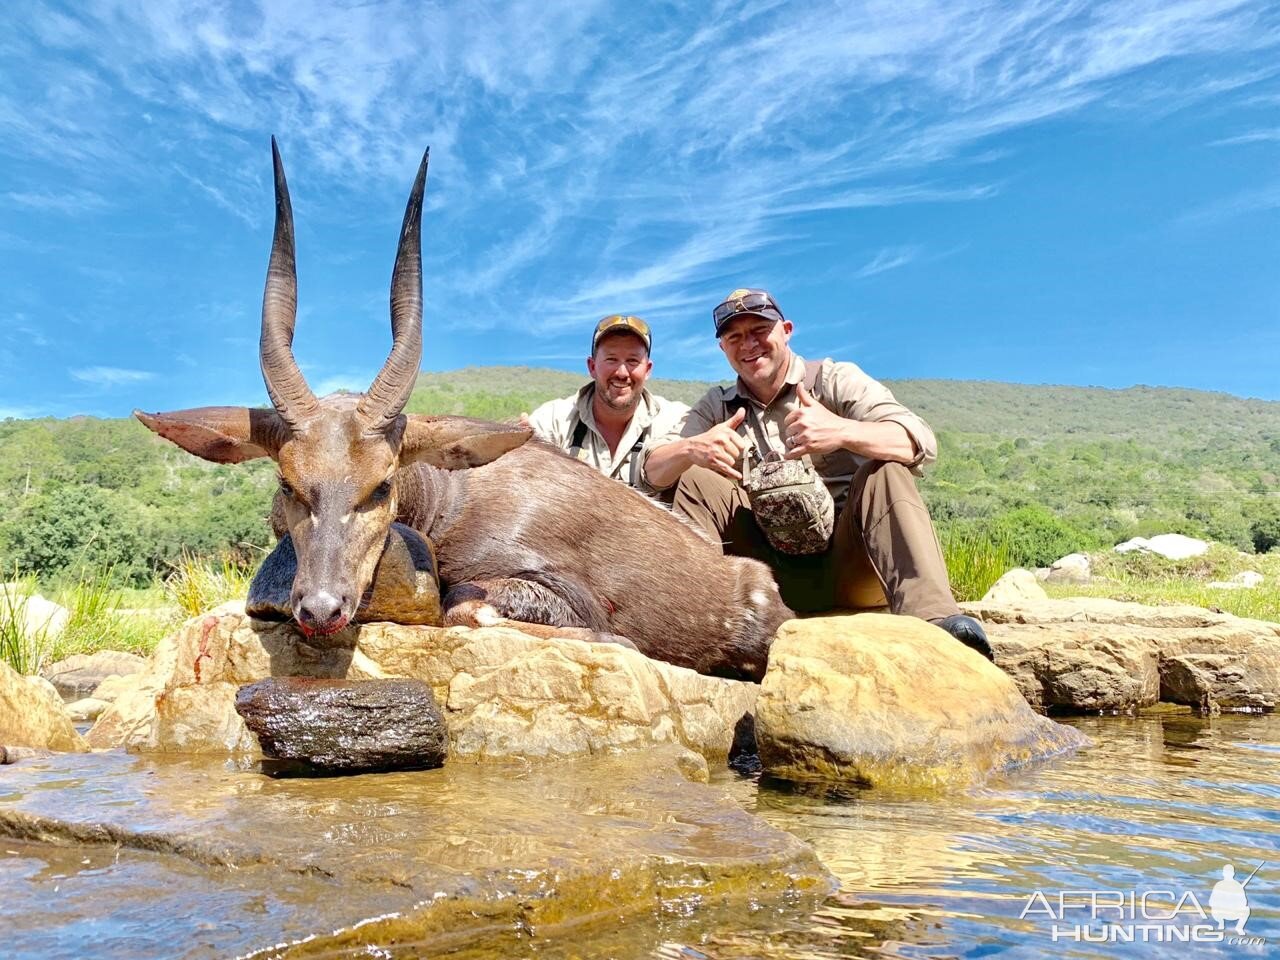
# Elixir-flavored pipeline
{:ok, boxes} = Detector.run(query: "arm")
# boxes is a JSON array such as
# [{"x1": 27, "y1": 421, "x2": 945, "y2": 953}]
[
  {"x1": 642, "y1": 392, "x2": 749, "y2": 489},
  {"x1": 785, "y1": 363, "x2": 936, "y2": 470}
]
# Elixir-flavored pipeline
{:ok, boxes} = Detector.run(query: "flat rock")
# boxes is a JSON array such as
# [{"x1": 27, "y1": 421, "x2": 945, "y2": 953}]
[
  {"x1": 66, "y1": 697, "x2": 109, "y2": 723},
  {"x1": 87, "y1": 610, "x2": 758, "y2": 764},
  {"x1": 42, "y1": 650, "x2": 148, "y2": 701},
  {"x1": 235, "y1": 676, "x2": 448, "y2": 773},
  {"x1": 1160, "y1": 654, "x2": 1274, "y2": 713},
  {"x1": 961, "y1": 596, "x2": 1280, "y2": 714},
  {"x1": 0, "y1": 660, "x2": 86, "y2": 753},
  {"x1": 0, "y1": 747, "x2": 834, "y2": 959},
  {"x1": 247, "y1": 523, "x2": 442, "y2": 626},
  {"x1": 981, "y1": 568, "x2": 1048, "y2": 604},
  {"x1": 1114, "y1": 533, "x2": 1209, "y2": 560},
  {"x1": 755, "y1": 614, "x2": 1088, "y2": 790}
]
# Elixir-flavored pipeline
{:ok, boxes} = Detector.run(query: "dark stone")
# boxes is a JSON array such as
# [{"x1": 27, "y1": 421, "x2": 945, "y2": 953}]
[{"x1": 234, "y1": 677, "x2": 448, "y2": 774}]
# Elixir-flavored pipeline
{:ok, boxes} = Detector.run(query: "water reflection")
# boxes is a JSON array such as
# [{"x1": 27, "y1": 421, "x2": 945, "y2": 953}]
[{"x1": 703, "y1": 714, "x2": 1279, "y2": 959}]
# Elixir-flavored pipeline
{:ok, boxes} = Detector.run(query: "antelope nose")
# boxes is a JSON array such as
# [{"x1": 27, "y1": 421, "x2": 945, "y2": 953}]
[{"x1": 297, "y1": 590, "x2": 348, "y2": 633}]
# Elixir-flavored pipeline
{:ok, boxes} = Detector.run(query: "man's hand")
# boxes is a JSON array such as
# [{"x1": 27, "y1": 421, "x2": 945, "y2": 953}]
[
  {"x1": 682, "y1": 407, "x2": 751, "y2": 479},
  {"x1": 518, "y1": 412, "x2": 531, "y2": 430},
  {"x1": 783, "y1": 383, "x2": 850, "y2": 459}
]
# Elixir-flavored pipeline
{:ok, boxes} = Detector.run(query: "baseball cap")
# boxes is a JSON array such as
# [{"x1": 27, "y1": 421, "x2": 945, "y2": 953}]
[
  {"x1": 592, "y1": 314, "x2": 652, "y2": 353},
  {"x1": 712, "y1": 288, "x2": 785, "y2": 336}
]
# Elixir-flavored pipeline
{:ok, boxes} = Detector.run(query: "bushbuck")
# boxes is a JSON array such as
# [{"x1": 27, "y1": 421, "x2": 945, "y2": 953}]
[{"x1": 136, "y1": 141, "x2": 791, "y2": 681}]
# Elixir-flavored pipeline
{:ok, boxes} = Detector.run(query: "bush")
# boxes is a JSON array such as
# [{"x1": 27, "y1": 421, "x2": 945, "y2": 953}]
[
  {"x1": 3, "y1": 484, "x2": 152, "y2": 586},
  {"x1": 940, "y1": 527, "x2": 1011, "y2": 602},
  {"x1": 988, "y1": 505, "x2": 1097, "y2": 568}
]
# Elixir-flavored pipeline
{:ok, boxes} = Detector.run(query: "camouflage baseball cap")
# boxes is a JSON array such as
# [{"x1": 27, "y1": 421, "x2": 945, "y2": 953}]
[
  {"x1": 592, "y1": 314, "x2": 652, "y2": 353},
  {"x1": 713, "y1": 288, "x2": 785, "y2": 336}
]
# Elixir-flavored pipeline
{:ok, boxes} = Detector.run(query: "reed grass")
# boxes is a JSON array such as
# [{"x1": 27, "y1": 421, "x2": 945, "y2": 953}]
[
  {"x1": 941, "y1": 528, "x2": 1012, "y2": 603},
  {"x1": 164, "y1": 551, "x2": 254, "y2": 618},
  {"x1": 0, "y1": 574, "x2": 51, "y2": 674}
]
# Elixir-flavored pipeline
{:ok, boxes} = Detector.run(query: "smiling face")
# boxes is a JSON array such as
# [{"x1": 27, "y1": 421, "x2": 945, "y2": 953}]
[
  {"x1": 718, "y1": 314, "x2": 794, "y2": 402},
  {"x1": 587, "y1": 332, "x2": 652, "y2": 414}
]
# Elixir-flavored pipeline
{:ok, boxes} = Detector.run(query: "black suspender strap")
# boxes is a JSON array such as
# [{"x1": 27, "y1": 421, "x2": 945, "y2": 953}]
[{"x1": 569, "y1": 416, "x2": 651, "y2": 485}]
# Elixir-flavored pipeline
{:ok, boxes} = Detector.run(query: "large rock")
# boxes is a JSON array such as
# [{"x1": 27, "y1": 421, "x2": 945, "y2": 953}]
[
  {"x1": 754, "y1": 614, "x2": 1087, "y2": 789},
  {"x1": 88, "y1": 609, "x2": 758, "y2": 764},
  {"x1": 0, "y1": 747, "x2": 834, "y2": 959},
  {"x1": 1114, "y1": 534, "x2": 1209, "y2": 560},
  {"x1": 43, "y1": 650, "x2": 148, "y2": 701},
  {"x1": 0, "y1": 583, "x2": 69, "y2": 642},
  {"x1": 0, "y1": 660, "x2": 86, "y2": 752},
  {"x1": 1045, "y1": 553, "x2": 1091, "y2": 583},
  {"x1": 962, "y1": 596, "x2": 1280, "y2": 714},
  {"x1": 981, "y1": 568, "x2": 1048, "y2": 604},
  {"x1": 235, "y1": 677, "x2": 448, "y2": 772}
]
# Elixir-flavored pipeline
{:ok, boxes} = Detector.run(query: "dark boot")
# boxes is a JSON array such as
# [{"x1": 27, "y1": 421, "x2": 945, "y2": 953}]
[{"x1": 931, "y1": 614, "x2": 994, "y2": 661}]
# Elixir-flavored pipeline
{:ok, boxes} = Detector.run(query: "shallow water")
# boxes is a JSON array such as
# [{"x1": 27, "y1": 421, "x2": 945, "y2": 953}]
[
  {"x1": 3, "y1": 714, "x2": 1277, "y2": 958},
  {"x1": 429, "y1": 714, "x2": 1279, "y2": 959}
]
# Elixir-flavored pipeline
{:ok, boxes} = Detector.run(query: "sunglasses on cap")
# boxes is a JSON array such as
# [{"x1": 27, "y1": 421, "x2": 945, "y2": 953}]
[
  {"x1": 592, "y1": 314, "x2": 651, "y2": 351},
  {"x1": 712, "y1": 290, "x2": 784, "y2": 333}
]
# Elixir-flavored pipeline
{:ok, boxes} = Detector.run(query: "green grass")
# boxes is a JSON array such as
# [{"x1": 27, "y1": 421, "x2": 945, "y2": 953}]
[
  {"x1": 1043, "y1": 545, "x2": 1280, "y2": 622},
  {"x1": 49, "y1": 569, "x2": 177, "y2": 661},
  {"x1": 941, "y1": 528, "x2": 1012, "y2": 603},
  {"x1": 1, "y1": 574, "x2": 52, "y2": 674},
  {"x1": 164, "y1": 551, "x2": 254, "y2": 619}
]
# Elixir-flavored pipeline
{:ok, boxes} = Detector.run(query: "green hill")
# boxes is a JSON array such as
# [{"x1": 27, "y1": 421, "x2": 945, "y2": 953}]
[{"x1": 2, "y1": 368, "x2": 1277, "y2": 586}]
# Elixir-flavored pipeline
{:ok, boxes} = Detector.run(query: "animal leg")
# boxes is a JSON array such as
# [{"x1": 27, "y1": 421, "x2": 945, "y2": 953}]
[{"x1": 443, "y1": 579, "x2": 637, "y2": 649}]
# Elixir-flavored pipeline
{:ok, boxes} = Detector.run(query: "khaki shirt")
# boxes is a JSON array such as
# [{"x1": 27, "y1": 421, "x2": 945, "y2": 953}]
[
  {"x1": 649, "y1": 353, "x2": 937, "y2": 511},
  {"x1": 527, "y1": 384, "x2": 690, "y2": 496}
]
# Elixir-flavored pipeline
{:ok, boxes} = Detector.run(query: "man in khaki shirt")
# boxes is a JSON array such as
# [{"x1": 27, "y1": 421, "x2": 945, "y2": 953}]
[
  {"x1": 524, "y1": 315, "x2": 688, "y2": 498},
  {"x1": 645, "y1": 288, "x2": 992, "y2": 659}
]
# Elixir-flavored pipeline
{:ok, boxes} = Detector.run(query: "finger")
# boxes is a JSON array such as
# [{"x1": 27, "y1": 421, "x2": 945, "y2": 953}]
[
  {"x1": 726, "y1": 408, "x2": 747, "y2": 429},
  {"x1": 796, "y1": 383, "x2": 816, "y2": 407},
  {"x1": 784, "y1": 408, "x2": 803, "y2": 428},
  {"x1": 711, "y1": 455, "x2": 740, "y2": 479},
  {"x1": 518, "y1": 413, "x2": 531, "y2": 428}
]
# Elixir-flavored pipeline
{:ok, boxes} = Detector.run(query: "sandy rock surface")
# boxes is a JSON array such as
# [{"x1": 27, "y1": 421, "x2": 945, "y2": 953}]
[
  {"x1": 88, "y1": 609, "x2": 757, "y2": 763},
  {"x1": 0, "y1": 660, "x2": 86, "y2": 752},
  {"x1": 962, "y1": 596, "x2": 1280, "y2": 714}
]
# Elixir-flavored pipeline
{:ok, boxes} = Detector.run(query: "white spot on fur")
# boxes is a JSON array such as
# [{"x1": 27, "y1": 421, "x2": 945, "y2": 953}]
[
  {"x1": 749, "y1": 590, "x2": 768, "y2": 607},
  {"x1": 340, "y1": 513, "x2": 352, "y2": 525},
  {"x1": 475, "y1": 604, "x2": 501, "y2": 626}
]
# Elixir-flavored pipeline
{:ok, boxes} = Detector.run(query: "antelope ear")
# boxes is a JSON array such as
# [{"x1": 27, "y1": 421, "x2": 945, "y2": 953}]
[
  {"x1": 134, "y1": 406, "x2": 288, "y2": 464},
  {"x1": 400, "y1": 414, "x2": 531, "y2": 469}
]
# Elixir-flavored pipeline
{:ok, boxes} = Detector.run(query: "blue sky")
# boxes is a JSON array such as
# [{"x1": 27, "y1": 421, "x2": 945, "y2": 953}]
[{"x1": 1, "y1": 0, "x2": 1278, "y2": 419}]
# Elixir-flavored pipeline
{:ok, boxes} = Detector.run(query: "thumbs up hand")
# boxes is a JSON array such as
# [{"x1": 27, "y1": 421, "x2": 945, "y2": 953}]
[
  {"x1": 783, "y1": 383, "x2": 850, "y2": 459},
  {"x1": 683, "y1": 407, "x2": 752, "y2": 479}
]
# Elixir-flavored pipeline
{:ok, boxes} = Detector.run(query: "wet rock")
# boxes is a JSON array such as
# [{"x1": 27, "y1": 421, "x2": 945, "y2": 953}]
[
  {"x1": 247, "y1": 523, "x2": 442, "y2": 626},
  {"x1": 755, "y1": 614, "x2": 1087, "y2": 790},
  {"x1": 87, "y1": 610, "x2": 757, "y2": 765},
  {"x1": 42, "y1": 650, "x2": 148, "y2": 701},
  {"x1": 962, "y1": 596, "x2": 1280, "y2": 714},
  {"x1": 0, "y1": 660, "x2": 86, "y2": 752},
  {"x1": 981, "y1": 568, "x2": 1047, "y2": 604},
  {"x1": 66, "y1": 697, "x2": 110, "y2": 722},
  {"x1": 235, "y1": 677, "x2": 447, "y2": 773},
  {"x1": 0, "y1": 748, "x2": 834, "y2": 959},
  {"x1": 1160, "y1": 654, "x2": 1275, "y2": 714},
  {"x1": 88, "y1": 673, "x2": 136, "y2": 703}
]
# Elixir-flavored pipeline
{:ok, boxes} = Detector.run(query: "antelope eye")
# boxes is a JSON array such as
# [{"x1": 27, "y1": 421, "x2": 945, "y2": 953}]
[
  {"x1": 278, "y1": 477, "x2": 295, "y2": 499},
  {"x1": 370, "y1": 480, "x2": 392, "y2": 504}
]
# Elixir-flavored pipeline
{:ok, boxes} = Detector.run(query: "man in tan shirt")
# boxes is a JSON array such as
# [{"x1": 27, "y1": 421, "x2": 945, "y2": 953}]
[
  {"x1": 645, "y1": 288, "x2": 992, "y2": 659},
  {"x1": 524, "y1": 315, "x2": 688, "y2": 498}
]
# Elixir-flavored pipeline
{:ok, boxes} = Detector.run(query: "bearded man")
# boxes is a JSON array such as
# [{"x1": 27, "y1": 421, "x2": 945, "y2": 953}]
[{"x1": 523, "y1": 315, "x2": 688, "y2": 498}]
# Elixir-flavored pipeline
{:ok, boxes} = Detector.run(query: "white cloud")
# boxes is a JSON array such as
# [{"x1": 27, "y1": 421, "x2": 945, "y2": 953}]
[
  {"x1": 70, "y1": 366, "x2": 156, "y2": 386},
  {"x1": 854, "y1": 246, "x2": 922, "y2": 280},
  {"x1": 1210, "y1": 127, "x2": 1280, "y2": 145}
]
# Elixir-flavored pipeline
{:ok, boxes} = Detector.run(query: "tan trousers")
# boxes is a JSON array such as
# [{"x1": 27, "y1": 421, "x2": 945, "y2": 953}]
[{"x1": 672, "y1": 460, "x2": 961, "y2": 621}]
